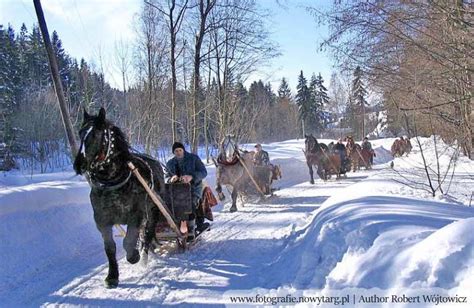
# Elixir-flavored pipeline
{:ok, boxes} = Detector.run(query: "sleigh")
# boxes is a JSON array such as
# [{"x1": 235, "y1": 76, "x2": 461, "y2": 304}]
[
  {"x1": 254, "y1": 165, "x2": 281, "y2": 195},
  {"x1": 128, "y1": 162, "x2": 209, "y2": 251}
]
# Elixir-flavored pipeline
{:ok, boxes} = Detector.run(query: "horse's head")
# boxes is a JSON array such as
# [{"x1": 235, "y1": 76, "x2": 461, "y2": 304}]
[
  {"x1": 346, "y1": 136, "x2": 356, "y2": 149},
  {"x1": 304, "y1": 134, "x2": 319, "y2": 153},
  {"x1": 219, "y1": 135, "x2": 238, "y2": 163},
  {"x1": 73, "y1": 108, "x2": 129, "y2": 175}
]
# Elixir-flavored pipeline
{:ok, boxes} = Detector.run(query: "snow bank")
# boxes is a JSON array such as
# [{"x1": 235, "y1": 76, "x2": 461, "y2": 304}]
[
  {"x1": 389, "y1": 136, "x2": 474, "y2": 205},
  {"x1": 271, "y1": 176, "x2": 474, "y2": 293},
  {"x1": 0, "y1": 174, "x2": 104, "y2": 305}
]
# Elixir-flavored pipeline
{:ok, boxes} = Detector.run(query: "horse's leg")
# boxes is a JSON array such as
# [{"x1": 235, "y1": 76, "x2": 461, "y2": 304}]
[
  {"x1": 123, "y1": 224, "x2": 140, "y2": 264},
  {"x1": 215, "y1": 183, "x2": 225, "y2": 201},
  {"x1": 229, "y1": 187, "x2": 238, "y2": 212},
  {"x1": 97, "y1": 224, "x2": 119, "y2": 288},
  {"x1": 140, "y1": 207, "x2": 158, "y2": 265},
  {"x1": 308, "y1": 162, "x2": 315, "y2": 184}
]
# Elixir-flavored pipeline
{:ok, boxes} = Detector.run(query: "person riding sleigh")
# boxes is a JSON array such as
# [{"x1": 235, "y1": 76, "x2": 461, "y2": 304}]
[
  {"x1": 361, "y1": 137, "x2": 375, "y2": 164},
  {"x1": 166, "y1": 142, "x2": 210, "y2": 237},
  {"x1": 253, "y1": 144, "x2": 280, "y2": 194}
]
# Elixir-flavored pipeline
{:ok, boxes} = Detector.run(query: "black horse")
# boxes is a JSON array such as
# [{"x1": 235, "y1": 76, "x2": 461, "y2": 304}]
[
  {"x1": 73, "y1": 108, "x2": 165, "y2": 288},
  {"x1": 304, "y1": 134, "x2": 329, "y2": 184}
]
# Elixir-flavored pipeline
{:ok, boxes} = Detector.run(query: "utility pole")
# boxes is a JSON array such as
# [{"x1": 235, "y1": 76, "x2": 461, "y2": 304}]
[{"x1": 33, "y1": 0, "x2": 78, "y2": 156}]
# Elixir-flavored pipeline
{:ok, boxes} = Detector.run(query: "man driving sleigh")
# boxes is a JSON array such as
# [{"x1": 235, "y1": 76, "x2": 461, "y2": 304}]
[
  {"x1": 166, "y1": 142, "x2": 214, "y2": 239},
  {"x1": 253, "y1": 143, "x2": 281, "y2": 195}
]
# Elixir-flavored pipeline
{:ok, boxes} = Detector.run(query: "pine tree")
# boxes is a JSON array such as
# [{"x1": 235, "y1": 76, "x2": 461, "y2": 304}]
[
  {"x1": 315, "y1": 73, "x2": 330, "y2": 128},
  {"x1": 17, "y1": 24, "x2": 29, "y2": 86},
  {"x1": 351, "y1": 66, "x2": 368, "y2": 139},
  {"x1": 295, "y1": 70, "x2": 310, "y2": 136},
  {"x1": 278, "y1": 77, "x2": 291, "y2": 100},
  {"x1": 308, "y1": 73, "x2": 317, "y2": 105},
  {"x1": 51, "y1": 31, "x2": 72, "y2": 90},
  {"x1": 306, "y1": 73, "x2": 330, "y2": 133},
  {"x1": 26, "y1": 25, "x2": 50, "y2": 88},
  {"x1": 0, "y1": 25, "x2": 21, "y2": 169},
  {"x1": 264, "y1": 82, "x2": 275, "y2": 106},
  {"x1": 308, "y1": 73, "x2": 320, "y2": 132}
]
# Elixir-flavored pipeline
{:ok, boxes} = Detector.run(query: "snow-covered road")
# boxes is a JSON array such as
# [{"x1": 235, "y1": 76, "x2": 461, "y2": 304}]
[{"x1": 1, "y1": 138, "x2": 473, "y2": 306}]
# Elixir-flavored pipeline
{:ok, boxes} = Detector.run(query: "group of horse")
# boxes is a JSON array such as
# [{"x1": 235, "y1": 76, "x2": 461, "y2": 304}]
[
  {"x1": 391, "y1": 137, "x2": 412, "y2": 157},
  {"x1": 304, "y1": 134, "x2": 375, "y2": 183},
  {"x1": 74, "y1": 108, "x2": 415, "y2": 289}
]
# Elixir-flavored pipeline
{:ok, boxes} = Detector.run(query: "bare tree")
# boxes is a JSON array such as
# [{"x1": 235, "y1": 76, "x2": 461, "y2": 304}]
[
  {"x1": 328, "y1": 72, "x2": 348, "y2": 116},
  {"x1": 146, "y1": 0, "x2": 190, "y2": 142},
  {"x1": 133, "y1": 2, "x2": 169, "y2": 153},
  {"x1": 114, "y1": 38, "x2": 131, "y2": 105},
  {"x1": 310, "y1": 0, "x2": 473, "y2": 158},
  {"x1": 207, "y1": 0, "x2": 279, "y2": 142},
  {"x1": 190, "y1": 0, "x2": 217, "y2": 153}
]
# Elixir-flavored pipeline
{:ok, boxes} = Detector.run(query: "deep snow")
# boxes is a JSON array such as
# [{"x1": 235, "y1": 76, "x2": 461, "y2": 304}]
[{"x1": 0, "y1": 137, "x2": 473, "y2": 306}]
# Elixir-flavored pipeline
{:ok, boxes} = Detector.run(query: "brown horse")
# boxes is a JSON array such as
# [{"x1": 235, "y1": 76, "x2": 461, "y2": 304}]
[
  {"x1": 359, "y1": 148, "x2": 373, "y2": 169},
  {"x1": 391, "y1": 137, "x2": 411, "y2": 157},
  {"x1": 346, "y1": 136, "x2": 363, "y2": 172},
  {"x1": 391, "y1": 139, "x2": 402, "y2": 157},
  {"x1": 272, "y1": 165, "x2": 282, "y2": 181},
  {"x1": 319, "y1": 154, "x2": 343, "y2": 180},
  {"x1": 304, "y1": 134, "x2": 342, "y2": 182},
  {"x1": 404, "y1": 138, "x2": 412, "y2": 155}
]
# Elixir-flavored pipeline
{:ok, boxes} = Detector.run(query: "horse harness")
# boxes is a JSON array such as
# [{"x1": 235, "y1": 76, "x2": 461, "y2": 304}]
[{"x1": 79, "y1": 123, "x2": 154, "y2": 193}]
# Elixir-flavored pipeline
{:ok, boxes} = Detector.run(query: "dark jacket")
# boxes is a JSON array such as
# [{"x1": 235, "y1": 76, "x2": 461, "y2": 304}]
[
  {"x1": 362, "y1": 141, "x2": 372, "y2": 150},
  {"x1": 254, "y1": 150, "x2": 270, "y2": 166},
  {"x1": 334, "y1": 143, "x2": 346, "y2": 152},
  {"x1": 166, "y1": 151, "x2": 207, "y2": 199}
]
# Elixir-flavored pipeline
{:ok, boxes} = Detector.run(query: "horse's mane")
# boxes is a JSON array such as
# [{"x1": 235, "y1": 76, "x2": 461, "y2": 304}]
[{"x1": 85, "y1": 117, "x2": 131, "y2": 158}]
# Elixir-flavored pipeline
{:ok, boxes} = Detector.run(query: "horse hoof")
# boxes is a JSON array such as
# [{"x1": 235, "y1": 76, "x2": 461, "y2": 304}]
[
  {"x1": 139, "y1": 249, "x2": 149, "y2": 268},
  {"x1": 310, "y1": 180, "x2": 315, "y2": 184},
  {"x1": 229, "y1": 206, "x2": 237, "y2": 213},
  {"x1": 127, "y1": 250, "x2": 140, "y2": 264},
  {"x1": 218, "y1": 192, "x2": 226, "y2": 201},
  {"x1": 105, "y1": 277, "x2": 119, "y2": 288}
]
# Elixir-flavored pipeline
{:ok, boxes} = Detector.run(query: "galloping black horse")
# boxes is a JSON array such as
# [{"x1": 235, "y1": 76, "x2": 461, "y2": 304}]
[
  {"x1": 73, "y1": 108, "x2": 165, "y2": 288},
  {"x1": 304, "y1": 134, "x2": 329, "y2": 184}
]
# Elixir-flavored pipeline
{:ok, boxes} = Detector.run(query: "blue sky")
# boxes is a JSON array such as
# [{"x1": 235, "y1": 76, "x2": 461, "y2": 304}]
[
  {"x1": 255, "y1": 0, "x2": 334, "y2": 91},
  {"x1": 0, "y1": 0, "x2": 334, "y2": 93}
]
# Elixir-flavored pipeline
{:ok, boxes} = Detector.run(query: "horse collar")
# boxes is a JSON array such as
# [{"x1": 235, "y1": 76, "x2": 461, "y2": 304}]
[{"x1": 87, "y1": 169, "x2": 132, "y2": 191}]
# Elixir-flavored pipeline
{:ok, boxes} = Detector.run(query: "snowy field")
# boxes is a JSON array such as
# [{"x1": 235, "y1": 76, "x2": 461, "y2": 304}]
[{"x1": 0, "y1": 137, "x2": 473, "y2": 306}]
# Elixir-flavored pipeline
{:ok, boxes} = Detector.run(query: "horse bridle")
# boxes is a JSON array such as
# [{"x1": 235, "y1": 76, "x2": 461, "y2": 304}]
[
  {"x1": 216, "y1": 136, "x2": 240, "y2": 165},
  {"x1": 79, "y1": 123, "x2": 132, "y2": 190},
  {"x1": 306, "y1": 137, "x2": 321, "y2": 154},
  {"x1": 79, "y1": 125, "x2": 116, "y2": 168}
]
